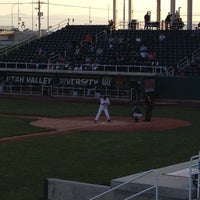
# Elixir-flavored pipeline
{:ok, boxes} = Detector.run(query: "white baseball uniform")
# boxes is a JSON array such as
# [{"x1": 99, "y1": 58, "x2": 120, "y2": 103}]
[{"x1": 95, "y1": 97, "x2": 111, "y2": 122}]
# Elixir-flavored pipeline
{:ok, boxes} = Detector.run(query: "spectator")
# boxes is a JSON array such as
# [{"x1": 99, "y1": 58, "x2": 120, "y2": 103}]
[
  {"x1": 147, "y1": 52, "x2": 157, "y2": 61},
  {"x1": 159, "y1": 33, "x2": 166, "y2": 42},
  {"x1": 135, "y1": 35, "x2": 142, "y2": 43},
  {"x1": 85, "y1": 33, "x2": 92, "y2": 45},
  {"x1": 139, "y1": 43, "x2": 148, "y2": 52},
  {"x1": 144, "y1": 11, "x2": 151, "y2": 30},
  {"x1": 96, "y1": 47, "x2": 103, "y2": 63},
  {"x1": 165, "y1": 12, "x2": 171, "y2": 30}
]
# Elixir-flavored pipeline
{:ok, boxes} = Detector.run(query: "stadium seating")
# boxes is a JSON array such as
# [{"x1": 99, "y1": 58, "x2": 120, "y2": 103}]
[{"x1": 0, "y1": 25, "x2": 199, "y2": 76}]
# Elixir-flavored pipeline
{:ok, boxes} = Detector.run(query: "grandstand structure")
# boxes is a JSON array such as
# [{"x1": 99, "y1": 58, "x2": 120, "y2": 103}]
[{"x1": 0, "y1": 2, "x2": 199, "y2": 101}]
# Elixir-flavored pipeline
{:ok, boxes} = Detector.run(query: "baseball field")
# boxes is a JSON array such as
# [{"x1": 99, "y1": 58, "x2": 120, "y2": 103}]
[{"x1": 0, "y1": 96, "x2": 199, "y2": 200}]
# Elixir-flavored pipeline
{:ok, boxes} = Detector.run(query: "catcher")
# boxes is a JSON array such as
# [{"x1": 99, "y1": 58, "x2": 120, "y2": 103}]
[
  {"x1": 94, "y1": 95, "x2": 111, "y2": 122},
  {"x1": 130, "y1": 106, "x2": 143, "y2": 122}
]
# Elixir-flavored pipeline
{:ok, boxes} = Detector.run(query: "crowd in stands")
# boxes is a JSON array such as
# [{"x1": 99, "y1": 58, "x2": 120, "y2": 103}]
[
  {"x1": 46, "y1": 29, "x2": 163, "y2": 71},
  {"x1": 0, "y1": 20, "x2": 200, "y2": 76}
]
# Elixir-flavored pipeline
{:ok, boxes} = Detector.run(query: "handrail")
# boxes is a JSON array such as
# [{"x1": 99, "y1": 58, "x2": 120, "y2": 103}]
[
  {"x1": 95, "y1": 30, "x2": 107, "y2": 43},
  {"x1": 192, "y1": 48, "x2": 200, "y2": 62},
  {"x1": 89, "y1": 169, "x2": 158, "y2": 200},
  {"x1": 48, "y1": 54, "x2": 60, "y2": 67},
  {"x1": 177, "y1": 57, "x2": 189, "y2": 71},
  {"x1": 48, "y1": 19, "x2": 69, "y2": 32},
  {"x1": 189, "y1": 151, "x2": 200, "y2": 200},
  {"x1": 0, "y1": 35, "x2": 37, "y2": 57},
  {"x1": 0, "y1": 62, "x2": 168, "y2": 75}
]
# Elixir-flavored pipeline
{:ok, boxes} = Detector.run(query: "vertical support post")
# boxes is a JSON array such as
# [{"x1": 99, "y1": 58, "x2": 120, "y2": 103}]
[{"x1": 187, "y1": 0, "x2": 193, "y2": 30}]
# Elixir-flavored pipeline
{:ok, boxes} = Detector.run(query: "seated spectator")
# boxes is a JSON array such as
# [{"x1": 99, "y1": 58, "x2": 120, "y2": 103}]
[
  {"x1": 135, "y1": 35, "x2": 142, "y2": 43},
  {"x1": 96, "y1": 47, "x2": 103, "y2": 56},
  {"x1": 140, "y1": 51, "x2": 148, "y2": 60},
  {"x1": 85, "y1": 56, "x2": 91, "y2": 64},
  {"x1": 74, "y1": 64, "x2": 83, "y2": 71},
  {"x1": 139, "y1": 43, "x2": 148, "y2": 52},
  {"x1": 74, "y1": 46, "x2": 80, "y2": 55},
  {"x1": 147, "y1": 52, "x2": 157, "y2": 60},
  {"x1": 59, "y1": 54, "x2": 65, "y2": 63},
  {"x1": 159, "y1": 33, "x2": 166, "y2": 42},
  {"x1": 85, "y1": 33, "x2": 92, "y2": 44},
  {"x1": 96, "y1": 47, "x2": 103, "y2": 63}
]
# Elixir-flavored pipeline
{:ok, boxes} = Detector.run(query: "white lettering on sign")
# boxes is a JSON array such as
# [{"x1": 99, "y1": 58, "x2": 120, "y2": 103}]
[
  {"x1": 6, "y1": 76, "x2": 53, "y2": 85},
  {"x1": 6, "y1": 76, "x2": 112, "y2": 87},
  {"x1": 59, "y1": 78, "x2": 99, "y2": 86}
]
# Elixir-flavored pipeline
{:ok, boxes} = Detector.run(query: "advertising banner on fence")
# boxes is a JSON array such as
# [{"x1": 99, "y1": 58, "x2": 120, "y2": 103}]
[
  {"x1": 5, "y1": 75, "x2": 113, "y2": 88},
  {"x1": 144, "y1": 79, "x2": 155, "y2": 92}
]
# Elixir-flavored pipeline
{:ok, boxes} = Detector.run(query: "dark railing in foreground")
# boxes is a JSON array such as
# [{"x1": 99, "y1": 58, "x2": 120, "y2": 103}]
[
  {"x1": 0, "y1": 85, "x2": 131, "y2": 100},
  {"x1": 89, "y1": 169, "x2": 158, "y2": 200},
  {"x1": 0, "y1": 62, "x2": 172, "y2": 75}
]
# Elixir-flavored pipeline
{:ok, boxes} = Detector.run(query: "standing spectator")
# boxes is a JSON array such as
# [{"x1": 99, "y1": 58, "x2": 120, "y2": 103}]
[
  {"x1": 144, "y1": 94, "x2": 153, "y2": 122},
  {"x1": 144, "y1": 11, "x2": 151, "y2": 30},
  {"x1": 198, "y1": 22, "x2": 200, "y2": 30},
  {"x1": 165, "y1": 12, "x2": 171, "y2": 30},
  {"x1": 107, "y1": 19, "x2": 115, "y2": 36},
  {"x1": 94, "y1": 95, "x2": 111, "y2": 122}
]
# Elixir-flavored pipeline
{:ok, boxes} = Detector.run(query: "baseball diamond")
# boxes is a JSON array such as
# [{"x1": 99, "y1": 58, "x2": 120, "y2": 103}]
[{"x1": 0, "y1": 116, "x2": 191, "y2": 143}]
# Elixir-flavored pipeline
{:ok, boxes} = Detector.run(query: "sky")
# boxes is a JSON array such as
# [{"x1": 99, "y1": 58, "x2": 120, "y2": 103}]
[{"x1": 0, "y1": 0, "x2": 199, "y2": 30}]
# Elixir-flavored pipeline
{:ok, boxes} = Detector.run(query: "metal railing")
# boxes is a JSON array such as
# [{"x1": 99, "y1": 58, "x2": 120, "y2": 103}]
[
  {"x1": 192, "y1": 48, "x2": 200, "y2": 62},
  {"x1": 0, "y1": 62, "x2": 170, "y2": 76},
  {"x1": 177, "y1": 57, "x2": 189, "y2": 71},
  {"x1": 0, "y1": 35, "x2": 37, "y2": 57},
  {"x1": 1, "y1": 85, "x2": 131, "y2": 100},
  {"x1": 189, "y1": 151, "x2": 200, "y2": 200},
  {"x1": 89, "y1": 169, "x2": 158, "y2": 200}
]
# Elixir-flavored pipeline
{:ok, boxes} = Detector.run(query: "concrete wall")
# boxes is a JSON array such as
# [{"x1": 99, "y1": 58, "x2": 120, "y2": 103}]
[
  {"x1": 45, "y1": 178, "x2": 111, "y2": 200},
  {"x1": 44, "y1": 178, "x2": 162, "y2": 200}
]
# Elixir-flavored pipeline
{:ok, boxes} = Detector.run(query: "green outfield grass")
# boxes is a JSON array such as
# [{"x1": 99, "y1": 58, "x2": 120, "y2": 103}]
[{"x1": 0, "y1": 97, "x2": 199, "y2": 200}]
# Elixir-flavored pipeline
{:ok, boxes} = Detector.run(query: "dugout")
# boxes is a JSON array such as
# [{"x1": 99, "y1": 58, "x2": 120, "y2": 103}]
[
  {"x1": 0, "y1": 70, "x2": 155, "y2": 101},
  {"x1": 1, "y1": 68, "x2": 200, "y2": 101}
]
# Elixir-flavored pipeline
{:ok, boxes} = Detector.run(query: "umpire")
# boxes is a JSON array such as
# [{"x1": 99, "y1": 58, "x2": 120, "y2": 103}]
[{"x1": 144, "y1": 94, "x2": 153, "y2": 122}]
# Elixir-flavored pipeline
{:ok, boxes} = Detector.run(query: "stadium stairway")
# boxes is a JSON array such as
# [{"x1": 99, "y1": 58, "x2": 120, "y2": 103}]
[{"x1": 46, "y1": 161, "x2": 198, "y2": 200}]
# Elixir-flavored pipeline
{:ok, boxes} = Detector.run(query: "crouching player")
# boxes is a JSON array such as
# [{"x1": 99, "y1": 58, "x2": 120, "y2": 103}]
[{"x1": 131, "y1": 106, "x2": 142, "y2": 122}]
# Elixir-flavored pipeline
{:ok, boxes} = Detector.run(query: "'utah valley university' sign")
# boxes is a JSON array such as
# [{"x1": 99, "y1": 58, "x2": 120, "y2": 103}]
[{"x1": 5, "y1": 75, "x2": 113, "y2": 88}]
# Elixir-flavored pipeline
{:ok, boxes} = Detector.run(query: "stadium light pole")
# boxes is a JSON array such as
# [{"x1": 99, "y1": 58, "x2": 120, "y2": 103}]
[
  {"x1": 47, "y1": 0, "x2": 49, "y2": 32},
  {"x1": 123, "y1": 0, "x2": 125, "y2": 29},
  {"x1": 11, "y1": 3, "x2": 16, "y2": 28},
  {"x1": 32, "y1": 0, "x2": 34, "y2": 30},
  {"x1": 178, "y1": 7, "x2": 181, "y2": 16},
  {"x1": 89, "y1": 6, "x2": 91, "y2": 24},
  {"x1": 11, "y1": 3, "x2": 22, "y2": 28},
  {"x1": 18, "y1": 0, "x2": 20, "y2": 29},
  {"x1": 108, "y1": 4, "x2": 110, "y2": 22}
]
